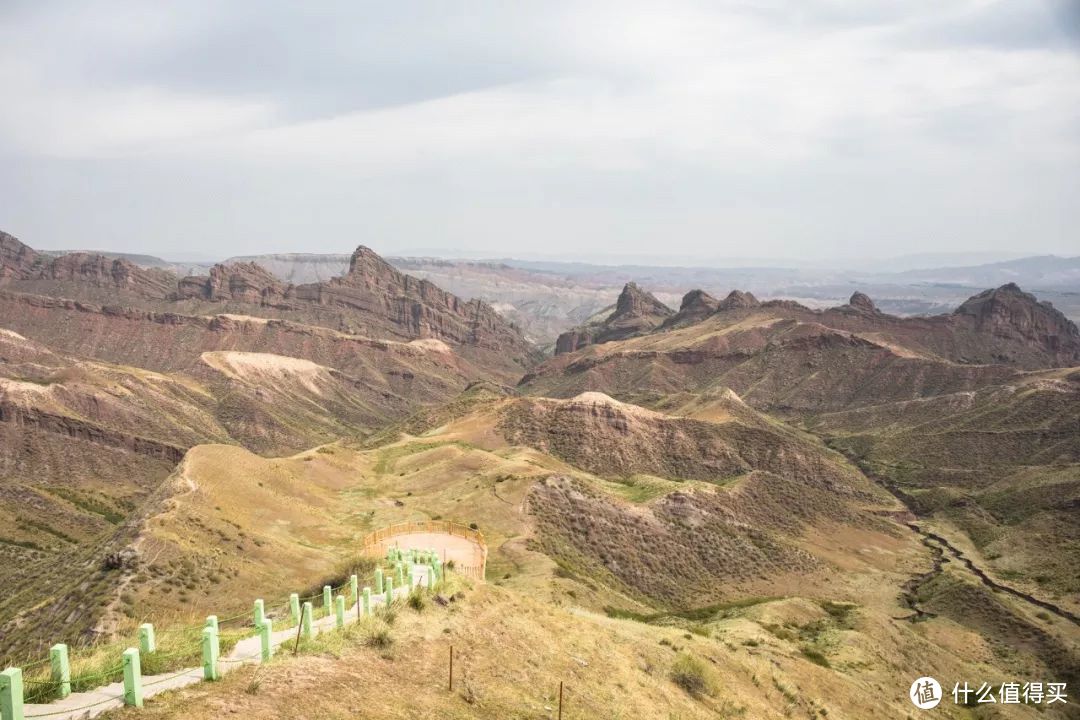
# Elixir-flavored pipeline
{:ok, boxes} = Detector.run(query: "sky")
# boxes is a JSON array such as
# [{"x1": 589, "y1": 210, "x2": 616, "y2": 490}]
[{"x1": 0, "y1": 0, "x2": 1078, "y2": 264}]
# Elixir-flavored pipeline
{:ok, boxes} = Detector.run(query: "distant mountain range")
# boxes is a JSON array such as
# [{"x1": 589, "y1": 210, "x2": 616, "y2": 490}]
[{"x1": 31, "y1": 245, "x2": 1080, "y2": 347}]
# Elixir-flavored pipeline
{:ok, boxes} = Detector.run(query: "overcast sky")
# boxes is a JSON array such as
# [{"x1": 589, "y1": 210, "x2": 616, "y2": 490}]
[{"x1": 1, "y1": 0, "x2": 1078, "y2": 264}]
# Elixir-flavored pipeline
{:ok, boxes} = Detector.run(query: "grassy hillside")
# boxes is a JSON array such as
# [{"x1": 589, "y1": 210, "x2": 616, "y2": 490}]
[
  {"x1": 98, "y1": 578, "x2": 1075, "y2": 720},
  {"x1": 808, "y1": 368, "x2": 1080, "y2": 609},
  {"x1": 5, "y1": 384, "x2": 1077, "y2": 717}
]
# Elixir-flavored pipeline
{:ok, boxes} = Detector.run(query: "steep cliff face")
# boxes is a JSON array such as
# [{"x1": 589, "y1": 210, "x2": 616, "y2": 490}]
[
  {"x1": 301, "y1": 247, "x2": 511, "y2": 346},
  {"x1": 0, "y1": 233, "x2": 174, "y2": 298},
  {"x1": 555, "y1": 282, "x2": 673, "y2": 354},
  {"x1": 264, "y1": 246, "x2": 540, "y2": 370},
  {"x1": 0, "y1": 231, "x2": 39, "y2": 282},
  {"x1": 177, "y1": 262, "x2": 288, "y2": 303},
  {"x1": 45, "y1": 253, "x2": 175, "y2": 298}
]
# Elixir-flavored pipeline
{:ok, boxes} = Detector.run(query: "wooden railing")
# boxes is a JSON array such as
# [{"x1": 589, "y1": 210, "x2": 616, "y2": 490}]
[
  {"x1": 449, "y1": 564, "x2": 485, "y2": 581},
  {"x1": 360, "y1": 520, "x2": 487, "y2": 581},
  {"x1": 361, "y1": 520, "x2": 485, "y2": 547}
]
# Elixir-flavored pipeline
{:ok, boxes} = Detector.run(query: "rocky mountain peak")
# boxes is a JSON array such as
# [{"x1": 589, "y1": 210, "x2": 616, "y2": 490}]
[
  {"x1": 614, "y1": 282, "x2": 673, "y2": 320},
  {"x1": 848, "y1": 291, "x2": 878, "y2": 313},
  {"x1": 554, "y1": 283, "x2": 673, "y2": 355},
  {"x1": 347, "y1": 245, "x2": 400, "y2": 283},
  {"x1": 658, "y1": 289, "x2": 720, "y2": 330},
  {"x1": 717, "y1": 290, "x2": 760, "y2": 311},
  {"x1": 679, "y1": 289, "x2": 720, "y2": 314},
  {"x1": 954, "y1": 283, "x2": 1080, "y2": 363}
]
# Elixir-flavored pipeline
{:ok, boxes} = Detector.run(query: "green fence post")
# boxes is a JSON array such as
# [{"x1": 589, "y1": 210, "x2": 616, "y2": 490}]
[
  {"x1": 205, "y1": 614, "x2": 219, "y2": 633},
  {"x1": 0, "y1": 667, "x2": 24, "y2": 720},
  {"x1": 349, "y1": 574, "x2": 359, "y2": 606},
  {"x1": 260, "y1": 619, "x2": 273, "y2": 662},
  {"x1": 302, "y1": 602, "x2": 314, "y2": 640},
  {"x1": 375, "y1": 568, "x2": 384, "y2": 594},
  {"x1": 396, "y1": 562, "x2": 405, "y2": 588},
  {"x1": 254, "y1": 599, "x2": 265, "y2": 629},
  {"x1": 50, "y1": 644, "x2": 71, "y2": 699},
  {"x1": 362, "y1": 586, "x2": 372, "y2": 616},
  {"x1": 202, "y1": 626, "x2": 220, "y2": 681},
  {"x1": 290, "y1": 593, "x2": 301, "y2": 626},
  {"x1": 122, "y1": 648, "x2": 143, "y2": 708},
  {"x1": 385, "y1": 577, "x2": 394, "y2": 606},
  {"x1": 138, "y1": 623, "x2": 156, "y2": 655},
  {"x1": 322, "y1": 586, "x2": 332, "y2": 617},
  {"x1": 427, "y1": 564, "x2": 435, "y2": 590},
  {"x1": 335, "y1": 595, "x2": 345, "y2": 629}
]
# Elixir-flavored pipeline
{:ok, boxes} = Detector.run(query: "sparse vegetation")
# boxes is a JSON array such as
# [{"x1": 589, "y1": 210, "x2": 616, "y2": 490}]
[
  {"x1": 406, "y1": 590, "x2": 427, "y2": 612},
  {"x1": 670, "y1": 653, "x2": 715, "y2": 698},
  {"x1": 800, "y1": 647, "x2": 831, "y2": 668}
]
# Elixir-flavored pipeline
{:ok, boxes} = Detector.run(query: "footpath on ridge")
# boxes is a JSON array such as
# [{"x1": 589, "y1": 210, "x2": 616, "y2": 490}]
[{"x1": 3, "y1": 525, "x2": 486, "y2": 720}]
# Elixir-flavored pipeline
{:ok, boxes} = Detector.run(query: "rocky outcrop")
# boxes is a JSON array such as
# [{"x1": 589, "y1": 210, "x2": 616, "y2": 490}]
[
  {"x1": 662, "y1": 290, "x2": 721, "y2": 329},
  {"x1": 717, "y1": 290, "x2": 760, "y2": 311},
  {"x1": 45, "y1": 253, "x2": 174, "y2": 298},
  {"x1": 847, "y1": 292, "x2": 878, "y2": 314},
  {"x1": 0, "y1": 403, "x2": 187, "y2": 463},
  {"x1": 499, "y1": 393, "x2": 748, "y2": 480},
  {"x1": 1, "y1": 233, "x2": 173, "y2": 298},
  {"x1": 952, "y1": 283, "x2": 1080, "y2": 362},
  {"x1": 555, "y1": 283, "x2": 674, "y2": 354},
  {"x1": 0, "y1": 232, "x2": 40, "y2": 283},
  {"x1": 611, "y1": 282, "x2": 673, "y2": 323},
  {"x1": 177, "y1": 262, "x2": 288, "y2": 303},
  {"x1": 287, "y1": 246, "x2": 536, "y2": 362}
]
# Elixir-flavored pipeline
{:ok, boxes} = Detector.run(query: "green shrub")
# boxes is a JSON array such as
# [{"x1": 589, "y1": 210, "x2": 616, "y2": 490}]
[
  {"x1": 800, "y1": 647, "x2": 831, "y2": 668},
  {"x1": 407, "y1": 590, "x2": 427, "y2": 612},
  {"x1": 365, "y1": 626, "x2": 393, "y2": 648},
  {"x1": 670, "y1": 653, "x2": 715, "y2": 697}
]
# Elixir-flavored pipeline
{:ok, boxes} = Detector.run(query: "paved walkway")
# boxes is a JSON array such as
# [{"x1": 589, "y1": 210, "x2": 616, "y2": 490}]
[{"x1": 21, "y1": 565, "x2": 431, "y2": 720}]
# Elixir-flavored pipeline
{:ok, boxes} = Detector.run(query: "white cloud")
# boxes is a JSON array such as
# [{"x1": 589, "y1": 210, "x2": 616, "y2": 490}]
[{"x1": 0, "y1": 0, "x2": 1077, "y2": 259}]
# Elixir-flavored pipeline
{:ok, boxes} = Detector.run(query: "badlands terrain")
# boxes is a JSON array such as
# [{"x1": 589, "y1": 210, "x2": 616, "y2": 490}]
[{"x1": 1, "y1": 230, "x2": 1078, "y2": 718}]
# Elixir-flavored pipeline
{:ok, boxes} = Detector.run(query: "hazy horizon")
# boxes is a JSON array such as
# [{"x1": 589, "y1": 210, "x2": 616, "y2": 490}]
[
  {"x1": 2, "y1": 1, "x2": 1079, "y2": 261},
  {"x1": 29, "y1": 240, "x2": 1050, "y2": 273}
]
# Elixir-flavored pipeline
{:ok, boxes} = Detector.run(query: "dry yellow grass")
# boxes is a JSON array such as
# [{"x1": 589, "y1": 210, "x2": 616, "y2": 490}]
[
  {"x1": 78, "y1": 397, "x2": 1075, "y2": 720},
  {"x1": 95, "y1": 577, "x2": 1061, "y2": 720}
]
